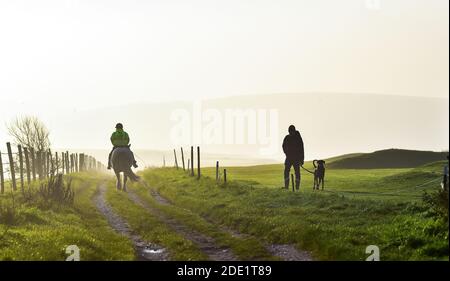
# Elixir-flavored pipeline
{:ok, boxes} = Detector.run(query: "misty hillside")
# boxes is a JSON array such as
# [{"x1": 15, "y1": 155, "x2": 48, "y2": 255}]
[
  {"x1": 328, "y1": 149, "x2": 448, "y2": 169},
  {"x1": 48, "y1": 93, "x2": 449, "y2": 161}
]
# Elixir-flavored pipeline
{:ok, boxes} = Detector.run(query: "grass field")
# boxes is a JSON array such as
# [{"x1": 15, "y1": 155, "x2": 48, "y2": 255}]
[
  {"x1": 0, "y1": 158, "x2": 448, "y2": 261},
  {"x1": 0, "y1": 172, "x2": 134, "y2": 261},
  {"x1": 137, "y1": 160, "x2": 448, "y2": 261},
  {"x1": 200, "y1": 160, "x2": 446, "y2": 202}
]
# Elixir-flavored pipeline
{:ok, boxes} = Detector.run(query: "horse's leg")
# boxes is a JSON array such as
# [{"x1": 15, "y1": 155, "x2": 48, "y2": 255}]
[
  {"x1": 123, "y1": 174, "x2": 128, "y2": 192},
  {"x1": 116, "y1": 172, "x2": 122, "y2": 190}
]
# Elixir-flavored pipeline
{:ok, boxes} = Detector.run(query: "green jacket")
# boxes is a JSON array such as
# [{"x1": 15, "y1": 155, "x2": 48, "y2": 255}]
[{"x1": 111, "y1": 129, "x2": 130, "y2": 147}]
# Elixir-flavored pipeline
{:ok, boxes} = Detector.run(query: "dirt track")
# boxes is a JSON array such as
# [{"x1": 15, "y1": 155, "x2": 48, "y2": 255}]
[
  {"x1": 94, "y1": 184, "x2": 169, "y2": 261},
  {"x1": 127, "y1": 191, "x2": 237, "y2": 261},
  {"x1": 146, "y1": 187, "x2": 313, "y2": 261}
]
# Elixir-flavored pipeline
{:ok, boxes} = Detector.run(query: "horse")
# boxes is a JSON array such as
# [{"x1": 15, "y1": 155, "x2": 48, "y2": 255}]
[{"x1": 110, "y1": 146, "x2": 140, "y2": 191}]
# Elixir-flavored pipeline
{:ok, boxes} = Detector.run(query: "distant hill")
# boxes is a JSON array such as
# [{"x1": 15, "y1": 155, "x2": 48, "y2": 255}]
[
  {"x1": 328, "y1": 149, "x2": 448, "y2": 169},
  {"x1": 324, "y1": 153, "x2": 366, "y2": 163}
]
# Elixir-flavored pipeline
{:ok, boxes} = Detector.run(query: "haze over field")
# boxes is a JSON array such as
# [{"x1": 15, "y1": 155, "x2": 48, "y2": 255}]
[
  {"x1": 0, "y1": 0, "x2": 448, "y2": 165},
  {"x1": 21, "y1": 93, "x2": 448, "y2": 167}
]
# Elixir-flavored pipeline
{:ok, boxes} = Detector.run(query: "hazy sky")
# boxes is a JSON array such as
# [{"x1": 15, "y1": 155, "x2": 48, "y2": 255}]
[{"x1": 0, "y1": 0, "x2": 448, "y2": 153}]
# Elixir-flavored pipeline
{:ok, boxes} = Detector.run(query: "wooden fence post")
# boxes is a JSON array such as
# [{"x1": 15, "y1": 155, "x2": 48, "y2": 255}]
[
  {"x1": 46, "y1": 150, "x2": 50, "y2": 177},
  {"x1": 174, "y1": 149, "x2": 178, "y2": 169},
  {"x1": 42, "y1": 150, "x2": 47, "y2": 178},
  {"x1": 197, "y1": 146, "x2": 200, "y2": 179},
  {"x1": 216, "y1": 161, "x2": 219, "y2": 181},
  {"x1": 24, "y1": 147, "x2": 31, "y2": 186},
  {"x1": 6, "y1": 142, "x2": 17, "y2": 191},
  {"x1": 187, "y1": 159, "x2": 190, "y2": 174},
  {"x1": 37, "y1": 151, "x2": 42, "y2": 180},
  {"x1": 75, "y1": 153, "x2": 78, "y2": 172},
  {"x1": 48, "y1": 149, "x2": 53, "y2": 176},
  {"x1": 181, "y1": 147, "x2": 185, "y2": 171},
  {"x1": 66, "y1": 151, "x2": 70, "y2": 174},
  {"x1": 62, "y1": 152, "x2": 65, "y2": 174},
  {"x1": 45, "y1": 151, "x2": 48, "y2": 177},
  {"x1": 0, "y1": 151, "x2": 4, "y2": 194},
  {"x1": 30, "y1": 148, "x2": 36, "y2": 181},
  {"x1": 79, "y1": 154, "x2": 84, "y2": 172},
  {"x1": 191, "y1": 146, "x2": 194, "y2": 177},
  {"x1": 18, "y1": 145, "x2": 24, "y2": 193},
  {"x1": 224, "y1": 169, "x2": 227, "y2": 184},
  {"x1": 55, "y1": 152, "x2": 59, "y2": 174}
]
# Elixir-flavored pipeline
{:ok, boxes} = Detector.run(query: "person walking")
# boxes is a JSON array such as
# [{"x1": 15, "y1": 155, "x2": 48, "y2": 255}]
[{"x1": 282, "y1": 125, "x2": 304, "y2": 190}]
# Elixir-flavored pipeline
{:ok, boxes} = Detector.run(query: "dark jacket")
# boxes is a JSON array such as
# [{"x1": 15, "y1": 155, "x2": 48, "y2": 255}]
[{"x1": 282, "y1": 131, "x2": 304, "y2": 164}]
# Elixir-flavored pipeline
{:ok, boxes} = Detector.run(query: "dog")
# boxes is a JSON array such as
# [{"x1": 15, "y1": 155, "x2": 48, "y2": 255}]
[{"x1": 313, "y1": 160, "x2": 326, "y2": 190}]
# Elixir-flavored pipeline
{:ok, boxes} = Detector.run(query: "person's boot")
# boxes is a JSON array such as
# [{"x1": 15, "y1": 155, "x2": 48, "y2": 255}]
[{"x1": 133, "y1": 161, "x2": 138, "y2": 168}]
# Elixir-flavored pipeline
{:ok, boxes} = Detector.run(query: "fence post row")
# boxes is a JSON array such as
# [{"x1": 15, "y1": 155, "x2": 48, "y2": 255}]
[{"x1": 0, "y1": 143, "x2": 110, "y2": 193}]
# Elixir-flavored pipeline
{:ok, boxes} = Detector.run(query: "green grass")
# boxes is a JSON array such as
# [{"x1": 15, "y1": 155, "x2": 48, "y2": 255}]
[
  {"x1": 127, "y1": 182, "x2": 277, "y2": 260},
  {"x1": 201, "y1": 161, "x2": 445, "y2": 202},
  {"x1": 1, "y1": 160, "x2": 447, "y2": 261},
  {"x1": 140, "y1": 165, "x2": 449, "y2": 261},
  {"x1": 0, "y1": 172, "x2": 134, "y2": 261},
  {"x1": 104, "y1": 180, "x2": 207, "y2": 260}
]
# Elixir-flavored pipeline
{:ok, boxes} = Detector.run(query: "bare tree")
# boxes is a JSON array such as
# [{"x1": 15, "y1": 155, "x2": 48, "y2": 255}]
[{"x1": 7, "y1": 116, "x2": 51, "y2": 152}]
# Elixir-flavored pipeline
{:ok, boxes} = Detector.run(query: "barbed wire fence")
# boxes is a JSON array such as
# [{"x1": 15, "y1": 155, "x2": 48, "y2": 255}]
[{"x1": 0, "y1": 142, "x2": 106, "y2": 194}]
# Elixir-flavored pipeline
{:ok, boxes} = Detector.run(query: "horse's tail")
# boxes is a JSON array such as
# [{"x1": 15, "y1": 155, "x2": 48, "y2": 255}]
[{"x1": 124, "y1": 167, "x2": 140, "y2": 182}]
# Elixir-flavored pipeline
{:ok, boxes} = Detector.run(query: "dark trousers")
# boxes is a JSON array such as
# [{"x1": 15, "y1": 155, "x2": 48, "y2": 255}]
[
  {"x1": 284, "y1": 160, "x2": 301, "y2": 189},
  {"x1": 107, "y1": 147, "x2": 116, "y2": 168}
]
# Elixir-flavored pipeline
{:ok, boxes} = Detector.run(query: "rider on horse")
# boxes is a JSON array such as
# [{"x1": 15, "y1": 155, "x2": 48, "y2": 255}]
[{"x1": 107, "y1": 123, "x2": 138, "y2": 170}]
